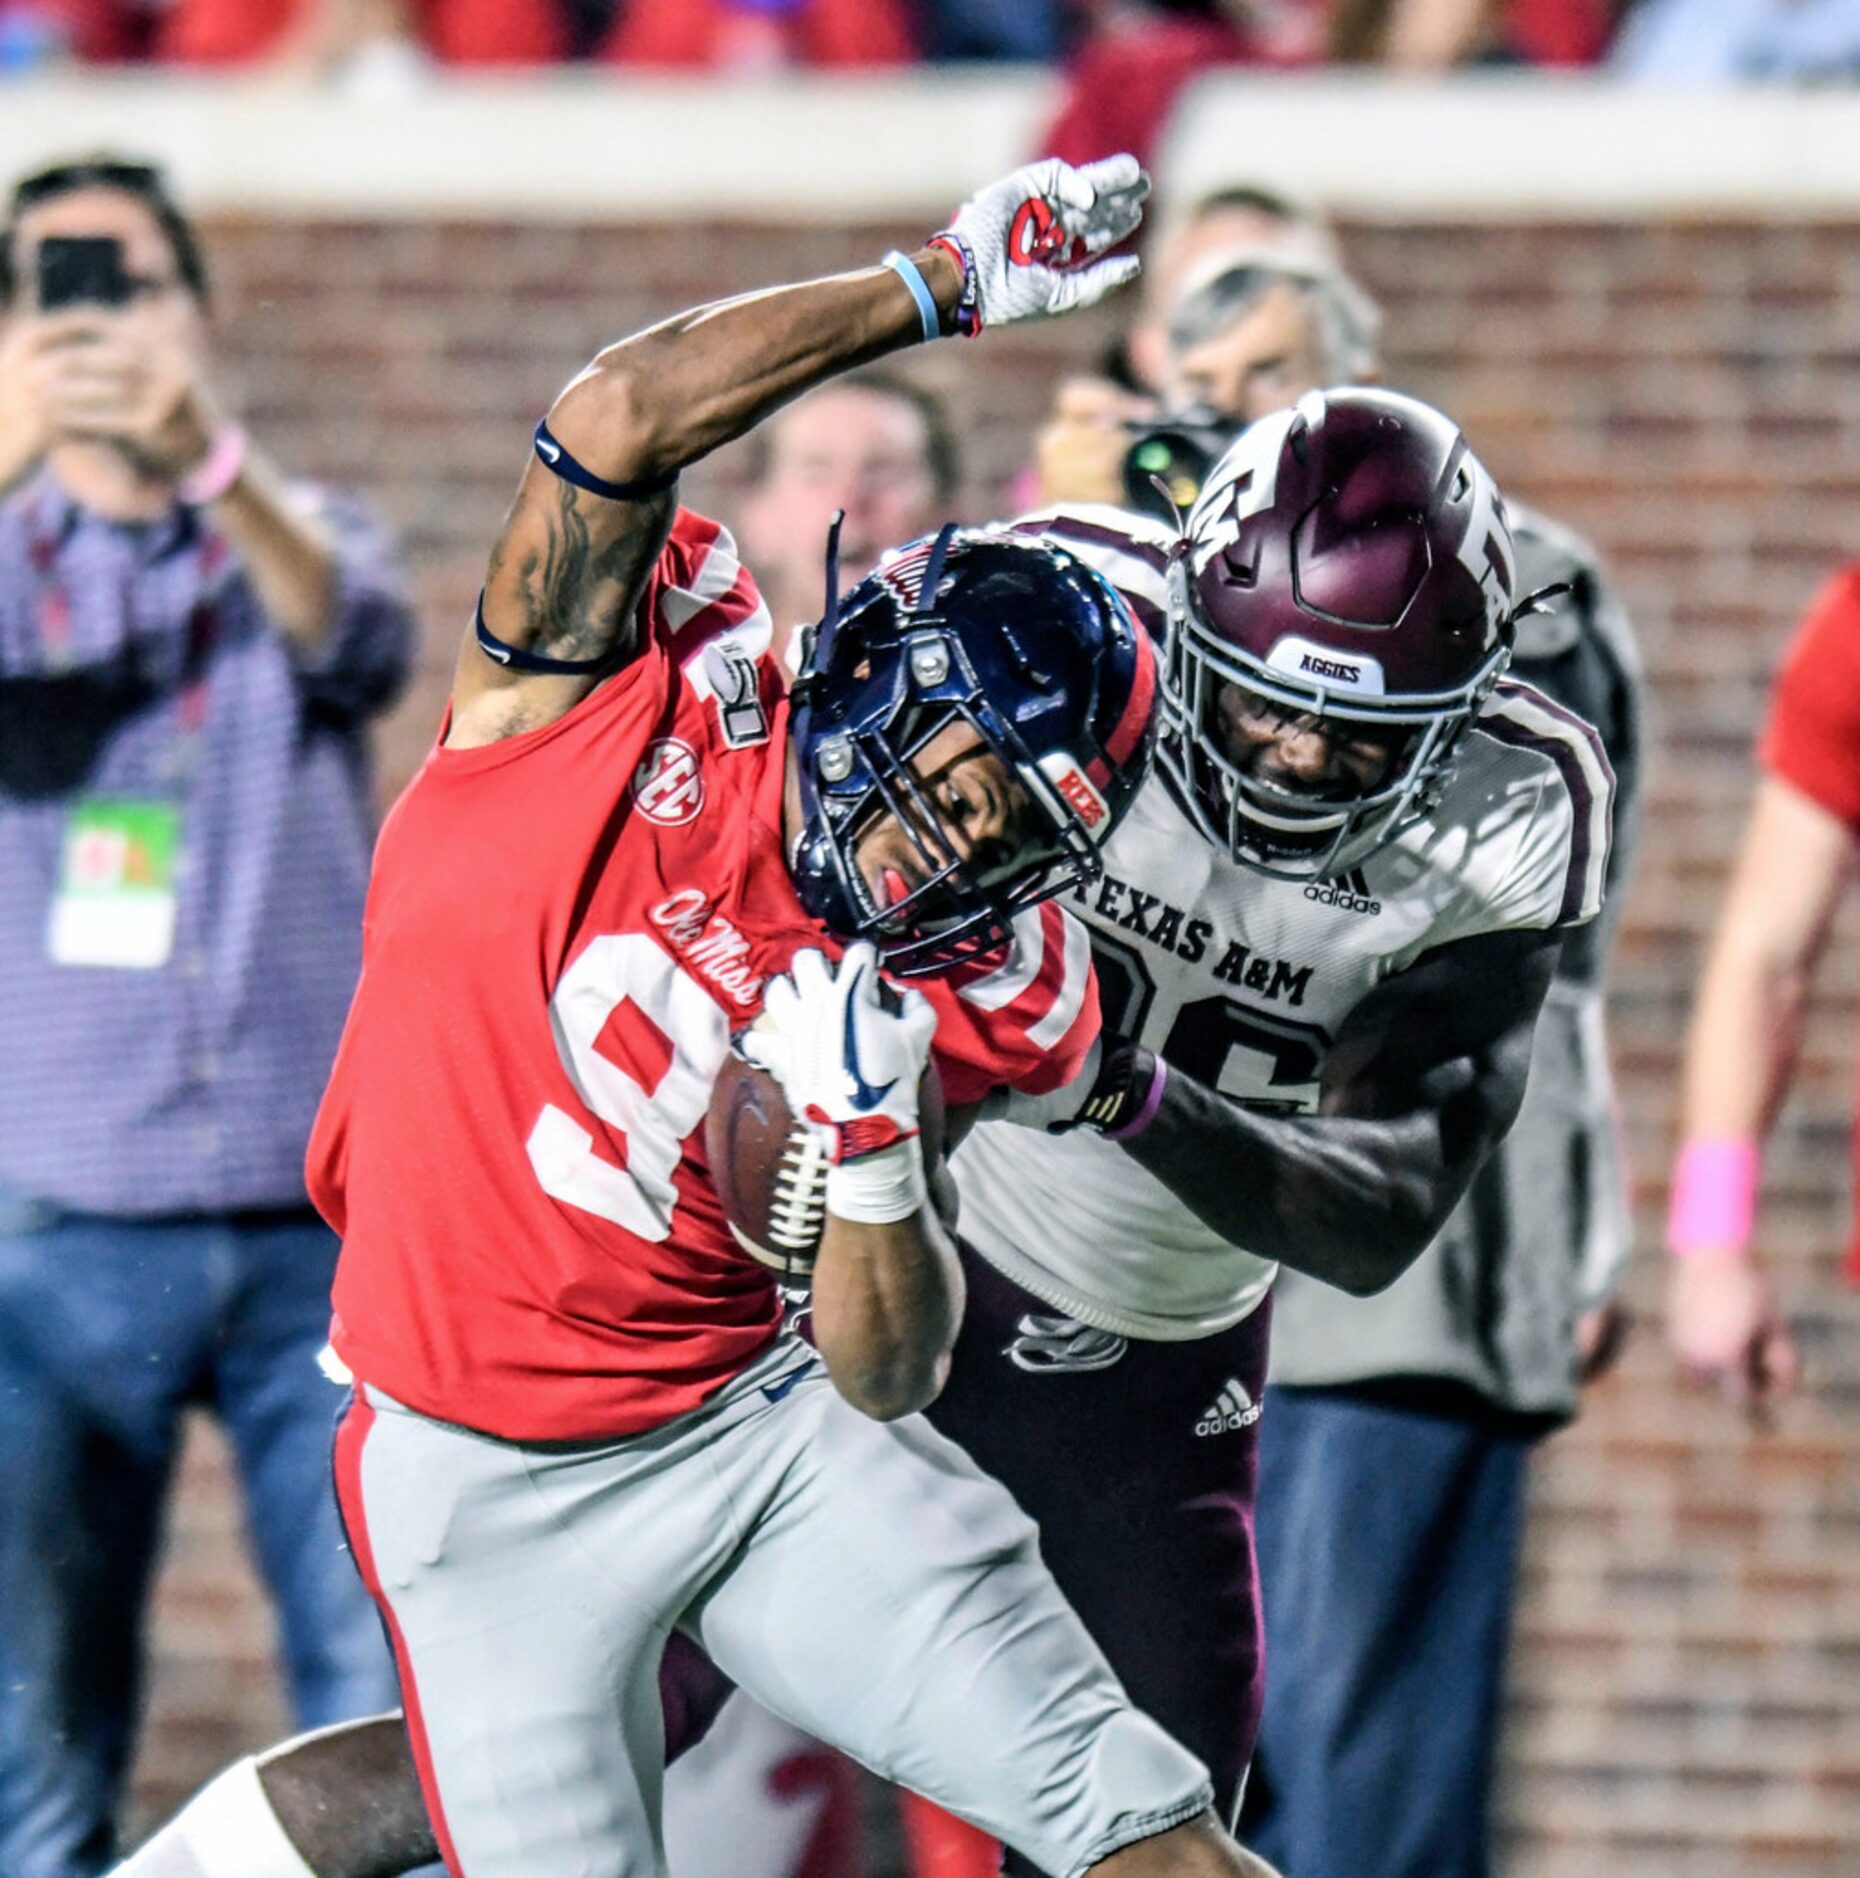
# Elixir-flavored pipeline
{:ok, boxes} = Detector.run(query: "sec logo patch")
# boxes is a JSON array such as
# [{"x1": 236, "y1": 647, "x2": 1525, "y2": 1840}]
[{"x1": 632, "y1": 738, "x2": 704, "y2": 826}]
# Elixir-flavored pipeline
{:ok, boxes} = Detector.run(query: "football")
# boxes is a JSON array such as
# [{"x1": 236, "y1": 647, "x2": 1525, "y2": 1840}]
[{"x1": 705, "y1": 1055, "x2": 948, "y2": 1277}]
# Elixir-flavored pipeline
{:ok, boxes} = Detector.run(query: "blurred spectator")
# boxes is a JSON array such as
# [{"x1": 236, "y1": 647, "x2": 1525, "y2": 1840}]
[
  {"x1": 1041, "y1": 2, "x2": 1324, "y2": 175},
  {"x1": 598, "y1": 0, "x2": 913, "y2": 67},
  {"x1": 923, "y1": 0, "x2": 1064, "y2": 60},
  {"x1": 1658, "y1": 571, "x2": 1860, "y2": 1416},
  {"x1": 0, "y1": 0, "x2": 562, "y2": 66},
  {"x1": 1117, "y1": 183, "x2": 1341, "y2": 393},
  {"x1": 0, "y1": 0, "x2": 113, "y2": 64},
  {"x1": 1033, "y1": 197, "x2": 1642, "y2": 1878},
  {"x1": 1036, "y1": 0, "x2": 1613, "y2": 176},
  {"x1": 1031, "y1": 203, "x2": 1372, "y2": 508},
  {"x1": 171, "y1": 0, "x2": 560, "y2": 66},
  {"x1": 1611, "y1": 0, "x2": 1860, "y2": 80},
  {"x1": 737, "y1": 370, "x2": 960, "y2": 665},
  {"x1": 0, "y1": 155, "x2": 410, "y2": 1877},
  {"x1": 1328, "y1": 0, "x2": 1615, "y2": 66},
  {"x1": 1501, "y1": 0, "x2": 1616, "y2": 61},
  {"x1": 0, "y1": 0, "x2": 1628, "y2": 67},
  {"x1": 1329, "y1": 0, "x2": 1499, "y2": 64}
]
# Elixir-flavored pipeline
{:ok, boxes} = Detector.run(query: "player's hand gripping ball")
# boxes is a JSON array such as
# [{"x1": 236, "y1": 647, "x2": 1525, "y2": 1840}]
[
  {"x1": 705, "y1": 1051, "x2": 946, "y2": 1279},
  {"x1": 739, "y1": 943, "x2": 936, "y2": 1163},
  {"x1": 931, "y1": 154, "x2": 1148, "y2": 334},
  {"x1": 710, "y1": 944, "x2": 947, "y2": 1276}
]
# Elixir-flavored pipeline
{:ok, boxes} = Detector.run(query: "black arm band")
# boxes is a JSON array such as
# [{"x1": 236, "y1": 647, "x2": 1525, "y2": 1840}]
[
  {"x1": 473, "y1": 593, "x2": 616, "y2": 676},
  {"x1": 532, "y1": 419, "x2": 677, "y2": 502},
  {"x1": 1073, "y1": 1039, "x2": 1161, "y2": 1137}
]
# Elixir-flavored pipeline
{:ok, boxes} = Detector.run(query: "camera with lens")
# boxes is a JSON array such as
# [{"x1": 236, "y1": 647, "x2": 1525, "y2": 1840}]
[{"x1": 1120, "y1": 407, "x2": 1237, "y2": 523}]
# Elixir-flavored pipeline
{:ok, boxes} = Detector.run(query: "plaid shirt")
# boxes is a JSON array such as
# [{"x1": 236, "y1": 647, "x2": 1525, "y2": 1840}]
[{"x1": 0, "y1": 467, "x2": 413, "y2": 1216}]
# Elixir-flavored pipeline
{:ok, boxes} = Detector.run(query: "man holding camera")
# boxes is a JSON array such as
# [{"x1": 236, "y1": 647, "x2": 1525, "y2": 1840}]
[
  {"x1": 0, "y1": 156, "x2": 411, "y2": 1878},
  {"x1": 1037, "y1": 208, "x2": 1645, "y2": 1877}
]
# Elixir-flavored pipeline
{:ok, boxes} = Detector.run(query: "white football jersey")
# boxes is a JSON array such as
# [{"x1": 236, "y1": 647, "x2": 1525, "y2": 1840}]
[{"x1": 950, "y1": 506, "x2": 1614, "y2": 1342}]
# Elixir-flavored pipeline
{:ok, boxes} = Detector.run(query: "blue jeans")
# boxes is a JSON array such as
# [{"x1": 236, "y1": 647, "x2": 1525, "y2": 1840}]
[
  {"x1": 0, "y1": 1199, "x2": 400, "y2": 1878},
  {"x1": 1241, "y1": 1384, "x2": 1532, "y2": 1878}
]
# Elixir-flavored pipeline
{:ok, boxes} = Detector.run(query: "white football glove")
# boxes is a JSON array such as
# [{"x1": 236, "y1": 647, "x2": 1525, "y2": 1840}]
[
  {"x1": 740, "y1": 943, "x2": 938, "y2": 1225},
  {"x1": 931, "y1": 154, "x2": 1148, "y2": 334}
]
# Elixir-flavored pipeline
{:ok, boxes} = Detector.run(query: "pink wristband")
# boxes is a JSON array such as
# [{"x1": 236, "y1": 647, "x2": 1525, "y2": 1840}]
[
  {"x1": 1108, "y1": 1053, "x2": 1168, "y2": 1142},
  {"x1": 179, "y1": 425, "x2": 248, "y2": 506},
  {"x1": 1666, "y1": 1136, "x2": 1760, "y2": 1257}
]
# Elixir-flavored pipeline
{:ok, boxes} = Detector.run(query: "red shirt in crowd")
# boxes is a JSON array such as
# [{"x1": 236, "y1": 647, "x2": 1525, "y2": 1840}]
[
  {"x1": 41, "y1": 0, "x2": 907, "y2": 65},
  {"x1": 1756, "y1": 564, "x2": 1860, "y2": 1281}
]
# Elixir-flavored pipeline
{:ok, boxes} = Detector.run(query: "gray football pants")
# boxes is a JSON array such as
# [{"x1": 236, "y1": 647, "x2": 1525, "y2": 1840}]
[{"x1": 334, "y1": 1336, "x2": 1212, "y2": 1878}]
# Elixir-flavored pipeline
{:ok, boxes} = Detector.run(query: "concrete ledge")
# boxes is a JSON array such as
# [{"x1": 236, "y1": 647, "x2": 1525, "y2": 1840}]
[
  {"x1": 0, "y1": 71, "x2": 1054, "y2": 219},
  {"x1": 2, "y1": 72, "x2": 1858, "y2": 221},
  {"x1": 1163, "y1": 73, "x2": 1860, "y2": 220}
]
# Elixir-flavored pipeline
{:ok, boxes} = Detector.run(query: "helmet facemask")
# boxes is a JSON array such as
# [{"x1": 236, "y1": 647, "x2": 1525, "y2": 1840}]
[
  {"x1": 807, "y1": 686, "x2": 1101, "y2": 975},
  {"x1": 1160, "y1": 553, "x2": 1508, "y2": 878}
]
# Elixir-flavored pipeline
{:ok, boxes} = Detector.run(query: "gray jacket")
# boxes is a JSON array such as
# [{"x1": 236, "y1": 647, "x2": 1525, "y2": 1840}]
[{"x1": 1265, "y1": 503, "x2": 1645, "y2": 1426}]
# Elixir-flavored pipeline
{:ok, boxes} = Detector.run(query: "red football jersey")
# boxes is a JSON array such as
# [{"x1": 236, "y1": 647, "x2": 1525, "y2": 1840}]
[{"x1": 313, "y1": 510, "x2": 1099, "y2": 1441}]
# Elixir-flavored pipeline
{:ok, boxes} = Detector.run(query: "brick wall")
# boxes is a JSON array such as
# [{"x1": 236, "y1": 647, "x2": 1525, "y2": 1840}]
[{"x1": 124, "y1": 216, "x2": 1860, "y2": 1870}]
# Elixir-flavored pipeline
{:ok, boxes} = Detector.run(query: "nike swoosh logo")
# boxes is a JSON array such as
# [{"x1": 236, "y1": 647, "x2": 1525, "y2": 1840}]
[
  {"x1": 537, "y1": 437, "x2": 561, "y2": 463},
  {"x1": 760, "y1": 1365, "x2": 812, "y2": 1404},
  {"x1": 841, "y1": 959, "x2": 897, "y2": 1112},
  {"x1": 482, "y1": 641, "x2": 512, "y2": 665}
]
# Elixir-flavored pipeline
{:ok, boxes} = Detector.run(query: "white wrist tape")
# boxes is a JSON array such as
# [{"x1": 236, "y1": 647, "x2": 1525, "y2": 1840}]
[
  {"x1": 824, "y1": 1136, "x2": 928, "y2": 1226},
  {"x1": 113, "y1": 1757, "x2": 315, "y2": 1878}
]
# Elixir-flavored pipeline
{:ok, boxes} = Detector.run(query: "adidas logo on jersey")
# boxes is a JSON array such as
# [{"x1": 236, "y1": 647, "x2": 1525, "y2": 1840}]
[
  {"x1": 1303, "y1": 868, "x2": 1381, "y2": 917},
  {"x1": 1194, "y1": 1378, "x2": 1261, "y2": 1438}
]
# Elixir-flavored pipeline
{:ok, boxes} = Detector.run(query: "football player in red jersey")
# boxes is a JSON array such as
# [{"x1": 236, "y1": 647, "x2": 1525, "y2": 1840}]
[{"x1": 115, "y1": 159, "x2": 1281, "y2": 1878}]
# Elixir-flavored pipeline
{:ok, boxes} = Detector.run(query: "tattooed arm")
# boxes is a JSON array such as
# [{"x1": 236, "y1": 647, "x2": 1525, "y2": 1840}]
[{"x1": 445, "y1": 249, "x2": 963, "y2": 748}]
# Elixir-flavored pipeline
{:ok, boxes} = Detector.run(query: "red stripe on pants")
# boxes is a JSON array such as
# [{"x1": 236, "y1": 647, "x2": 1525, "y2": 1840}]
[{"x1": 332, "y1": 1391, "x2": 467, "y2": 1877}]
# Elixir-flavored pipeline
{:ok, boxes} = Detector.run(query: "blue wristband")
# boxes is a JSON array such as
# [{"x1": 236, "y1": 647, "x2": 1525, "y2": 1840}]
[{"x1": 881, "y1": 250, "x2": 941, "y2": 344}]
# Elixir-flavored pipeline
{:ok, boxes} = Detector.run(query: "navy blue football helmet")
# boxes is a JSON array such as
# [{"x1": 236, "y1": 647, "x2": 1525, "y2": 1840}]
[{"x1": 790, "y1": 523, "x2": 1156, "y2": 974}]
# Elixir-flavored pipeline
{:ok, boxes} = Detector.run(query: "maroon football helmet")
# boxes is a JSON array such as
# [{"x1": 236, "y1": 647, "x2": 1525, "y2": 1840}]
[{"x1": 1161, "y1": 387, "x2": 1518, "y2": 878}]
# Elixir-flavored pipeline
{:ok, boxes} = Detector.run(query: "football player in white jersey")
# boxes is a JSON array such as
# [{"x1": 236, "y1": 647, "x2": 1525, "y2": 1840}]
[
  {"x1": 919, "y1": 384, "x2": 1615, "y2": 1864},
  {"x1": 1023, "y1": 214, "x2": 1642, "y2": 1878}
]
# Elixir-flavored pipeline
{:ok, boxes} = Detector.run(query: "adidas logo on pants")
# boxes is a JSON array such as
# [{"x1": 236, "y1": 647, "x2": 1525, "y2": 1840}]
[{"x1": 1195, "y1": 1379, "x2": 1262, "y2": 1438}]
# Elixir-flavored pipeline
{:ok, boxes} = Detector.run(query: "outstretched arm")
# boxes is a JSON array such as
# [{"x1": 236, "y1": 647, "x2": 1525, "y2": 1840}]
[
  {"x1": 1121, "y1": 925, "x2": 1560, "y2": 1295},
  {"x1": 449, "y1": 154, "x2": 1148, "y2": 748},
  {"x1": 1665, "y1": 774, "x2": 1844, "y2": 1410},
  {"x1": 448, "y1": 256, "x2": 958, "y2": 747}
]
